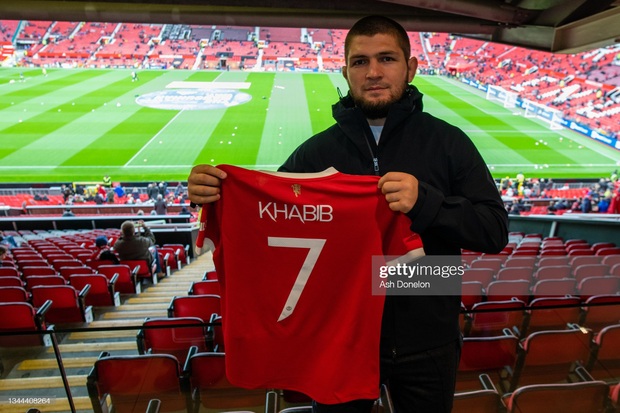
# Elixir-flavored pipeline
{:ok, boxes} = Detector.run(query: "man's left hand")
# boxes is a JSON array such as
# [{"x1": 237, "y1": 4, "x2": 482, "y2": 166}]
[{"x1": 378, "y1": 172, "x2": 419, "y2": 213}]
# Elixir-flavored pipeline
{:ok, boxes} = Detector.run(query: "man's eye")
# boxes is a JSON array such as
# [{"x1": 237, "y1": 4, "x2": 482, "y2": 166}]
[{"x1": 351, "y1": 60, "x2": 366, "y2": 66}]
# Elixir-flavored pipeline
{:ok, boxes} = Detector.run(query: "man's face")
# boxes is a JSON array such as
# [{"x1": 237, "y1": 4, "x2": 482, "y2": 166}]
[{"x1": 343, "y1": 33, "x2": 417, "y2": 120}]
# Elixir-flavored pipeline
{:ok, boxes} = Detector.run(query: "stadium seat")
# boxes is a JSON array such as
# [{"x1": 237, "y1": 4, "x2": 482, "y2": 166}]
[
  {"x1": 0, "y1": 267, "x2": 20, "y2": 278},
  {"x1": 586, "y1": 323, "x2": 620, "y2": 382},
  {"x1": 569, "y1": 255, "x2": 602, "y2": 268},
  {"x1": 595, "y1": 247, "x2": 620, "y2": 256},
  {"x1": 163, "y1": 244, "x2": 190, "y2": 266},
  {"x1": 69, "y1": 273, "x2": 120, "y2": 307},
  {"x1": 470, "y1": 258, "x2": 503, "y2": 273},
  {"x1": 611, "y1": 382, "x2": 620, "y2": 413},
  {"x1": 158, "y1": 247, "x2": 180, "y2": 271},
  {"x1": 573, "y1": 264, "x2": 610, "y2": 284},
  {"x1": 453, "y1": 373, "x2": 502, "y2": 413},
  {"x1": 0, "y1": 286, "x2": 30, "y2": 303},
  {"x1": 463, "y1": 267, "x2": 495, "y2": 288},
  {"x1": 461, "y1": 281, "x2": 484, "y2": 310},
  {"x1": 500, "y1": 327, "x2": 593, "y2": 392},
  {"x1": 21, "y1": 266, "x2": 57, "y2": 277},
  {"x1": 486, "y1": 280, "x2": 530, "y2": 302},
  {"x1": 0, "y1": 300, "x2": 52, "y2": 347},
  {"x1": 207, "y1": 314, "x2": 224, "y2": 352},
  {"x1": 136, "y1": 317, "x2": 208, "y2": 366},
  {"x1": 536, "y1": 256, "x2": 569, "y2": 268},
  {"x1": 97, "y1": 264, "x2": 139, "y2": 294},
  {"x1": 183, "y1": 347, "x2": 266, "y2": 412},
  {"x1": 87, "y1": 352, "x2": 187, "y2": 413},
  {"x1": 25, "y1": 275, "x2": 67, "y2": 291},
  {"x1": 59, "y1": 265, "x2": 95, "y2": 280},
  {"x1": 0, "y1": 276, "x2": 24, "y2": 287},
  {"x1": 188, "y1": 280, "x2": 220, "y2": 296},
  {"x1": 502, "y1": 379, "x2": 609, "y2": 413},
  {"x1": 120, "y1": 259, "x2": 157, "y2": 284},
  {"x1": 496, "y1": 267, "x2": 534, "y2": 283},
  {"x1": 577, "y1": 276, "x2": 620, "y2": 300},
  {"x1": 30, "y1": 285, "x2": 93, "y2": 324},
  {"x1": 520, "y1": 296, "x2": 581, "y2": 337},
  {"x1": 602, "y1": 255, "x2": 620, "y2": 268},
  {"x1": 457, "y1": 331, "x2": 519, "y2": 391},
  {"x1": 580, "y1": 294, "x2": 620, "y2": 332},
  {"x1": 531, "y1": 278, "x2": 576, "y2": 300},
  {"x1": 203, "y1": 271, "x2": 218, "y2": 280},
  {"x1": 464, "y1": 300, "x2": 525, "y2": 337},
  {"x1": 167, "y1": 295, "x2": 221, "y2": 322},
  {"x1": 504, "y1": 256, "x2": 537, "y2": 269},
  {"x1": 533, "y1": 265, "x2": 571, "y2": 281}
]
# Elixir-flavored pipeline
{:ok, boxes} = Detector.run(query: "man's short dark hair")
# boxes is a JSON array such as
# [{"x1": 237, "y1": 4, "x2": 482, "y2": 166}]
[{"x1": 345, "y1": 15, "x2": 411, "y2": 63}]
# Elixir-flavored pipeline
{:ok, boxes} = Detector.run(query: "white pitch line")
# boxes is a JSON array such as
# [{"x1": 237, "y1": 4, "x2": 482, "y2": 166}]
[{"x1": 124, "y1": 110, "x2": 185, "y2": 167}]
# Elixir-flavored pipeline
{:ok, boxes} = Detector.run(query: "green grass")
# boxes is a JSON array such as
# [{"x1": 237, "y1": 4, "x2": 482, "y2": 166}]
[{"x1": 0, "y1": 67, "x2": 617, "y2": 183}]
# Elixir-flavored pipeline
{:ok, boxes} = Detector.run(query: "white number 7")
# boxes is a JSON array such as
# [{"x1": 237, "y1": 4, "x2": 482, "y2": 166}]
[{"x1": 268, "y1": 237, "x2": 326, "y2": 322}]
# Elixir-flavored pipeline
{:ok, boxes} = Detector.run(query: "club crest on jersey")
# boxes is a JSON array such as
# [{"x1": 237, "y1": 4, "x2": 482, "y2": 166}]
[
  {"x1": 291, "y1": 184, "x2": 302, "y2": 197},
  {"x1": 258, "y1": 201, "x2": 333, "y2": 223}
]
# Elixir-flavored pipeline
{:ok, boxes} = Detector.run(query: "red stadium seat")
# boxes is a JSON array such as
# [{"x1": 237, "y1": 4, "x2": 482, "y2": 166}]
[
  {"x1": 520, "y1": 296, "x2": 581, "y2": 337},
  {"x1": 580, "y1": 294, "x2": 620, "y2": 333},
  {"x1": 97, "y1": 264, "x2": 139, "y2": 294},
  {"x1": 0, "y1": 276, "x2": 24, "y2": 287},
  {"x1": 69, "y1": 274, "x2": 120, "y2": 307},
  {"x1": 0, "y1": 286, "x2": 30, "y2": 303},
  {"x1": 136, "y1": 317, "x2": 208, "y2": 366},
  {"x1": 167, "y1": 294, "x2": 220, "y2": 323},
  {"x1": 0, "y1": 300, "x2": 52, "y2": 347},
  {"x1": 31, "y1": 285, "x2": 93, "y2": 324},
  {"x1": 453, "y1": 374, "x2": 502, "y2": 413},
  {"x1": 533, "y1": 265, "x2": 571, "y2": 281},
  {"x1": 163, "y1": 244, "x2": 190, "y2": 266},
  {"x1": 183, "y1": 347, "x2": 266, "y2": 411},
  {"x1": 188, "y1": 280, "x2": 220, "y2": 296},
  {"x1": 457, "y1": 331, "x2": 519, "y2": 391},
  {"x1": 120, "y1": 259, "x2": 157, "y2": 284},
  {"x1": 501, "y1": 327, "x2": 593, "y2": 392},
  {"x1": 464, "y1": 300, "x2": 525, "y2": 337},
  {"x1": 502, "y1": 380, "x2": 609, "y2": 413},
  {"x1": 87, "y1": 352, "x2": 187, "y2": 413},
  {"x1": 586, "y1": 323, "x2": 620, "y2": 382}
]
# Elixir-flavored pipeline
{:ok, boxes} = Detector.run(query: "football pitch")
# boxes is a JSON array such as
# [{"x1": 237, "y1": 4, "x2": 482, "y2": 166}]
[{"x1": 0, "y1": 67, "x2": 618, "y2": 183}]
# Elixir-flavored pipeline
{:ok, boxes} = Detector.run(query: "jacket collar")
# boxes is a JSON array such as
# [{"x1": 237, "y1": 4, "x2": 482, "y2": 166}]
[{"x1": 331, "y1": 85, "x2": 424, "y2": 149}]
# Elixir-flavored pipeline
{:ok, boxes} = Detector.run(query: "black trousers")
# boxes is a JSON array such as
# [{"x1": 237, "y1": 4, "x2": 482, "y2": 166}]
[{"x1": 313, "y1": 337, "x2": 462, "y2": 413}]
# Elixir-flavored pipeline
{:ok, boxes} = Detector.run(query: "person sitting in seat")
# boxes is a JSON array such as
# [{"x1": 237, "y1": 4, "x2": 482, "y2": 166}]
[{"x1": 113, "y1": 220, "x2": 159, "y2": 273}]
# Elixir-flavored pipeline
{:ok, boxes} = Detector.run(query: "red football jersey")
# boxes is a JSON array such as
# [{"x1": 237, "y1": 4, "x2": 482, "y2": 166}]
[{"x1": 197, "y1": 165, "x2": 423, "y2": 404}]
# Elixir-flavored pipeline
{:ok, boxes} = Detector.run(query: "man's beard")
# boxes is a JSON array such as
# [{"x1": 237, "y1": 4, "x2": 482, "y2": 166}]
[{"x1": 351, "y1": 83, "x2": 409, "y2": 120}]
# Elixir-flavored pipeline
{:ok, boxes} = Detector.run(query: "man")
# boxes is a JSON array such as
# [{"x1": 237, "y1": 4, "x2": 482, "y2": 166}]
[
  {"x1": 188, "y1": 15, "x2": 507, "y2": 412},
  {"x1": 113, "y1": 220, "x2": 157, "y2": 269}
]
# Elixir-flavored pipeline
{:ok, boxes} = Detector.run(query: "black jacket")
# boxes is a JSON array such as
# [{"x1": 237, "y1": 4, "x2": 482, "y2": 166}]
[{"x1": 280, "y1": 85, "x2": 508, "y2": 356}]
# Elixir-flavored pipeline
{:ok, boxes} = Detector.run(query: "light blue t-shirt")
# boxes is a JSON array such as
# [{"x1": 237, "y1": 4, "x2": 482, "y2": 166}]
[{"x1": 369, "y1": 125, "x2": 383, "y2": 145}]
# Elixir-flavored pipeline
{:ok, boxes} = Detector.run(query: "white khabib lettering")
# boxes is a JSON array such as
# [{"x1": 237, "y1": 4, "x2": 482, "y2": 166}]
[{"x1": 258, "y1": 202, "x2": 333, "y2": 223}]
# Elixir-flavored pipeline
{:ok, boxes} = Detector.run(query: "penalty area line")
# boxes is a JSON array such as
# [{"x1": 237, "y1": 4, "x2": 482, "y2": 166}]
[{"x1": 124, "y1": 110, "x2": 185, "y2": 167}]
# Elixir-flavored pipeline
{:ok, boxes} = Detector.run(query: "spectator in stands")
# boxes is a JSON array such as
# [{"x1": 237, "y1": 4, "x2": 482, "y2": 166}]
[
  {"x1": 89, "y1": 235, "x2": 119, "y2": 264},
  {"x1": 581, "y1": 195, "x2": 592, "y2": 213},
  {"x1": 187, "y1": 15, "x2": 508, "y2": 413},
  {"x1": 609, "y1": 189, "x2": 620, "y2": 214},
  {"x1": 113, "y1": 220, "x2": 158, "y2": 271},
  {"x1": 0, "y1": 245, "x2": 7, "y2": 264},
  {"x1": 598, "y1": 195, "x2": 611, "y2": 213},
  {"x1": 0, "y1": 235, "x2": 18, "y2": 248},
  {"x1": 62, "y1": 208, "x2": 75, "y2": 217},
  {"x1": 153, "y1": 194, "x2": 167, "y2": 215},
  {"x1": 174, "y1": 182, "x2": 184, "y2": 198}
]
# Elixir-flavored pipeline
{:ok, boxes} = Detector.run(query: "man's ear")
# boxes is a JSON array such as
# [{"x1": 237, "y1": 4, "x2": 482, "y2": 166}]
[
  {"x1": 407, "y1": 57, "x2": 418, "y2": 83},
  {"x1": 342, "y1": 65, "x2": 348, "y2": 81}
]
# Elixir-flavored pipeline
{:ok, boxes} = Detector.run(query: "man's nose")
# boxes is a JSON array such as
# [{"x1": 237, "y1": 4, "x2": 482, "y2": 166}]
[{"x1": 366, "y1": 59, "x2": 382, "y2": 78}]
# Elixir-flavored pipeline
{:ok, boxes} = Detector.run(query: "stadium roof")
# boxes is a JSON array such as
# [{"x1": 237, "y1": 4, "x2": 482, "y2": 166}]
[{"x1": 1, "y1": 0, "x2": 619, "y2": 54}]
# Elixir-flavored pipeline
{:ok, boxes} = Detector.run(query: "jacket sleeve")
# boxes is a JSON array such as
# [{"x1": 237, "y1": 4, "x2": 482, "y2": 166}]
[
  {"x1": 406, "y1": 136, "x2": 508, "y2": 254},
  {"x1": 142, "y1": 228, "x2": 156, "y2": 246}
]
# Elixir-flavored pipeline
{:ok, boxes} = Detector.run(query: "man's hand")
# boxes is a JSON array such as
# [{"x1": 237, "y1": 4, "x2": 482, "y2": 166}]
[
  {"x1": 187, "y1": 165, "x2": 228, "y2": 205},
  {"x1": 378, "y1": 172, "x2": 419, "y2": 213}
]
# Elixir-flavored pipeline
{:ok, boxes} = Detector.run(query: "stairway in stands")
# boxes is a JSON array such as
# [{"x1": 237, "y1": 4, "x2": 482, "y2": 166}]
[{"x1": 0, "y1": 252, "x2": 214, "y2": 413}]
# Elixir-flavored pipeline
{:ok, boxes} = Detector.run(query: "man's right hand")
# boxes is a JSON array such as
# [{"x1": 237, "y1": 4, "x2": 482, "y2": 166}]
[{"x1": 187, "y1": 164, "x2": 228, "y2": 205}]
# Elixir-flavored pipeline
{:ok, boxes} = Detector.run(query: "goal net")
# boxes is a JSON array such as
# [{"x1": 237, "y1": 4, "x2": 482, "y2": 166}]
[
  {"x1": 486, "y1": 85, "x2": 518, "y2": 108},
  {"x1": 523, "y1": 99, "x2": 563, "y2": 130}
]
